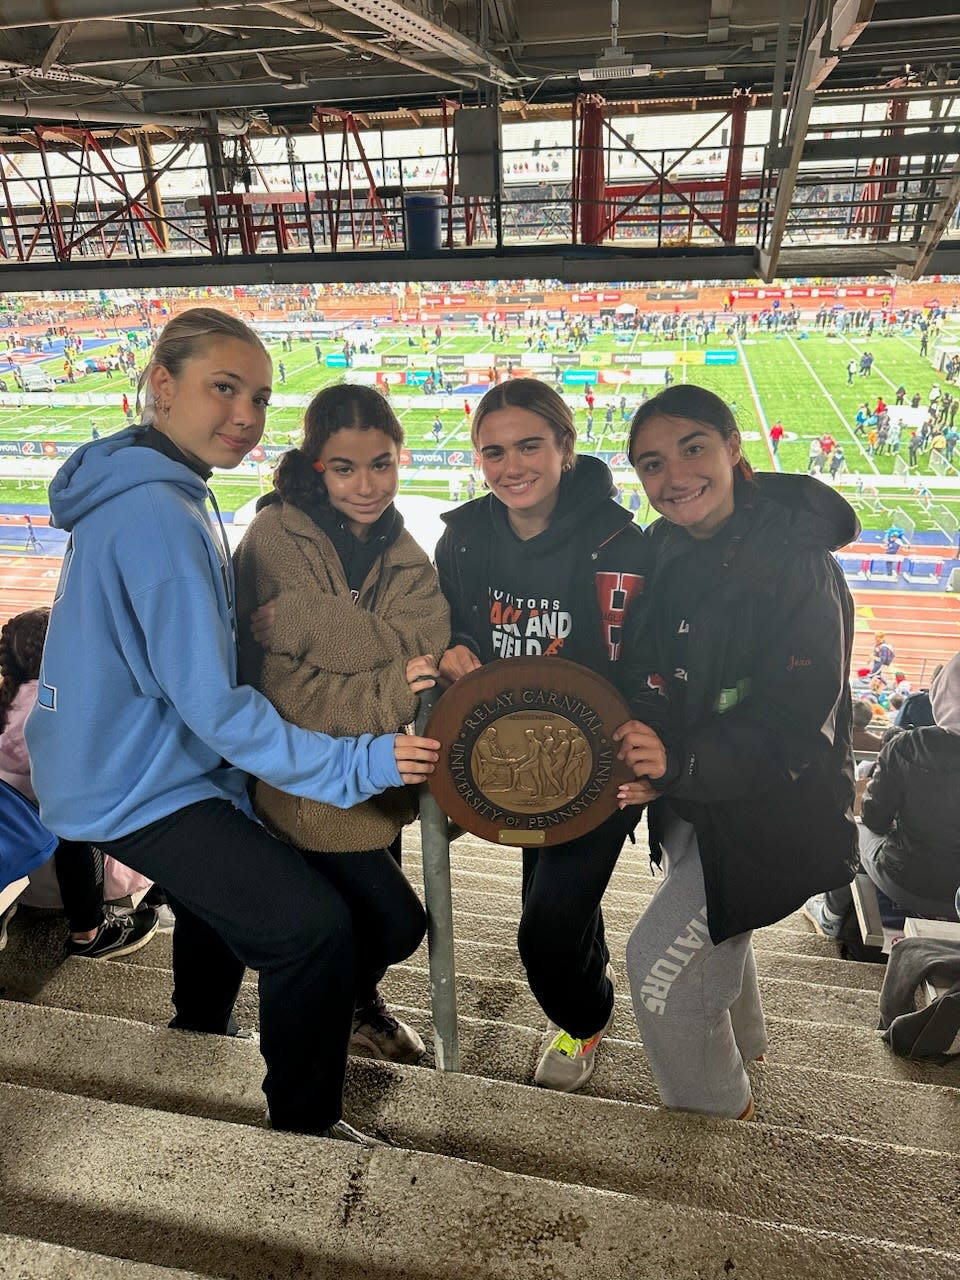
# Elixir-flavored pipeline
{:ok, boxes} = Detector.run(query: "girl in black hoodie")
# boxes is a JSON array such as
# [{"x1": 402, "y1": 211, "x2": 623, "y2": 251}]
[
  {"x1": 436, "y1": 378, "x2": 649, "y2": 1092},
  {"x1": 614, "y1": 385, "x2": 859, "y2": 1119}
]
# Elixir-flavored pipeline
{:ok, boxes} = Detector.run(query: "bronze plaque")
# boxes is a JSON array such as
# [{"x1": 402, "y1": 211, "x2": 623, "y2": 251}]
[{"x1": 425, "y1": 656, "x2": 633, "y2": 847}]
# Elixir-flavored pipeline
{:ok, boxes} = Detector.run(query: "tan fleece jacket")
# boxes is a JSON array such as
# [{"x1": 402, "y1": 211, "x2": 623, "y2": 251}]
[{"x1": 234, "y1": 500, "x2": 450, "y2": 852}]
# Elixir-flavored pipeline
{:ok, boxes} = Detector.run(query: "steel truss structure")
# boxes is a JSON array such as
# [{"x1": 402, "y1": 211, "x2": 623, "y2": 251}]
[{"x1": 0, "y1": 2, "x2": 954, "y2": 287}]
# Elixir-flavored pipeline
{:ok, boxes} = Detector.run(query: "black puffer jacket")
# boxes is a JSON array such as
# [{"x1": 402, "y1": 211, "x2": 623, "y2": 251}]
[
  {"x1": 436, "y1": 453, "x2": 650, "y2": 680},
  {"x1": 620, "y1": 472, "x2": 861, "y2": 943},
  {"x1": 861, "y1": 727, "x2": 960, "y2": 910}
]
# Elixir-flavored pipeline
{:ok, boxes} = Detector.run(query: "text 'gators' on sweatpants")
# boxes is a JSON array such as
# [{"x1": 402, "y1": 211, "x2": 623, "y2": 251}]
[{"x1": 625, "y1": 807, "x2": 767, "y2": 1117}]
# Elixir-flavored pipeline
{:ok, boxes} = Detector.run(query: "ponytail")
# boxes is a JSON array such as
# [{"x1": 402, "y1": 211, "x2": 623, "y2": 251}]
[
  {"x1": 273, "y1": 447, "x2": 324, "y2": 510},
  {"x1": 0, "y1": 608, "x2": 49, "y2": 732}
]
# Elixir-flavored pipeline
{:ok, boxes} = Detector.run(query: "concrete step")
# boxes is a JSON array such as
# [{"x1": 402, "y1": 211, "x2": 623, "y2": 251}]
[
  {"x1": 7, "y1": 939, "x2": 882, "y2": 1049},
  {"x1": 0, "y1": 1234, "x2": 208, "y2": 1279},
  {"x1": 3, "y1": 996, "x2": 955, "y2": 1158},
  {"x1": 1, "y1": 908, "x2": 876, "y2": 1032},
  {"x1": 123, "y1": 928, "x2": 884, "y2": 994},
  {"x1": 450, "y1": 903, "x2": 845, "y2": 957},
  {"x1": 3, "y1": 998, "x2": 944, "y2": 1160},
  {"x1": 413, "y1": 878, "x2": 823, "y2": 941},
  {"x1": 3, "y1": 1080, "x2": 959, "y2": 1280},
  {"x1": 379, "y1": 961, "x2": 882, "y2": 1030},
  {"x1": 1, "y1": 1002, "x2": 958, "y2": 1254},
  {"x1": 5, "y1": 953, "x2": 955, "y2": 1095}
]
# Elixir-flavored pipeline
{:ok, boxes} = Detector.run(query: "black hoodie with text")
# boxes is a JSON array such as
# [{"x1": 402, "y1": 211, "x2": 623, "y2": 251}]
[{"x1": 436, "y1": 454, "x2": 650, "y2": 682}]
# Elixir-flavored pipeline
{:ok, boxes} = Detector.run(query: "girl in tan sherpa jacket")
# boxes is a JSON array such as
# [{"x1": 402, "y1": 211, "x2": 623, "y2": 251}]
[{"x1": 235, "y1": 383, "x2": 449, "y2": 1065}]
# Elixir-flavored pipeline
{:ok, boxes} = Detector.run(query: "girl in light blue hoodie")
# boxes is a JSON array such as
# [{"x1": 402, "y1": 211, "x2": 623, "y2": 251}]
[{"x1": 26, "y1": 307, "x2": 439, "y2": 1143}]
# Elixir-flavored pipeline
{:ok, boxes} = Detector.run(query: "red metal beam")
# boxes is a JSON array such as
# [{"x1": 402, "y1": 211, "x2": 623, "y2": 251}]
[
  {"x1": 575, "y1": 97, "x2": 607, "y2": 245},
  {"x1": 720, "y1": 93, "x2": 749, "y2": 244}
]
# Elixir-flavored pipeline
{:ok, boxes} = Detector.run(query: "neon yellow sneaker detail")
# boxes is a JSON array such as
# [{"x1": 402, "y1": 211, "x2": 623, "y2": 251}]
[{"x1": 534, "y1": 1009, "x2": 614, "y2": 1092}]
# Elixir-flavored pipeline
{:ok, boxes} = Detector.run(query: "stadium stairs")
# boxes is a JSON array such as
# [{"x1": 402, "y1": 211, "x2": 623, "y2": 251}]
[{"x1": 1, "y1": 825, "x2": 958, "y2": 1279}]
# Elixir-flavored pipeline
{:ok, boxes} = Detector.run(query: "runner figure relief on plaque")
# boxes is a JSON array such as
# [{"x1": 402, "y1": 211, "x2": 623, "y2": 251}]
[{"x1": 425, "y1": 657, "x2": 634, "y2": 846}]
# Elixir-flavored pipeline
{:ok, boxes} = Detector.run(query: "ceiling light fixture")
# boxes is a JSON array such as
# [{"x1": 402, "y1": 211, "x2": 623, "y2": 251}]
[{"x1": 578, "y1": 2, "x2": 651, "y2": 82}]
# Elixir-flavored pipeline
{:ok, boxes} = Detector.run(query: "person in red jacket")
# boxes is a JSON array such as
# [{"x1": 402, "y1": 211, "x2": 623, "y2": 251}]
[{"x1": 769, "y1": 421, "x2": 784, "y2": 455}]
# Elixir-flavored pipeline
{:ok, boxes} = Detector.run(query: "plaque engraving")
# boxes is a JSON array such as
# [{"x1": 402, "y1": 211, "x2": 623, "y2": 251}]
[{"x1": 425, "y1": 658, "x2": 633, "y2": 847}]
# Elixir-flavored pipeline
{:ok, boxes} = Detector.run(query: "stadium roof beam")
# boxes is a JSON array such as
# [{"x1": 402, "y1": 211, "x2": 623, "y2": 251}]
[
  {"x1": 136, "y1": 75, "x2": 462, "y2": 114},
  {"x1": 758, "y1": 0, "x2": 876, "y2": 283},
  {"x1": 322, "y1": 0, "x2": 516, "y2": 83},
  {"x1": 902, "y1": 159, "x2": 960, "y2": 281},
  {"x1": 789, "y1": 129, "x2": 960, "y2": 163}
]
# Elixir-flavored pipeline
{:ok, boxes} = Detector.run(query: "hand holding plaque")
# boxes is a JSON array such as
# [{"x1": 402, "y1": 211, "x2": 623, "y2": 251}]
[{"x1": 424, "y1": 656, "x2": 634, "y2": 846}]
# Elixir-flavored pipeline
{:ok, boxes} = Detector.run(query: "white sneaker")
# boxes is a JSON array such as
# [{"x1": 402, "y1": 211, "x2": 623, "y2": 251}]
[{"x1": 534, "y1": 1003, "x2": 615, "y2": 1092}]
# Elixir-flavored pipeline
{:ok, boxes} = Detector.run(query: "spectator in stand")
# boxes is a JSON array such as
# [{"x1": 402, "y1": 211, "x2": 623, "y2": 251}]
[
  {"x1": 435, "y1": 378, "x2": 648, "y2": 1093},
  {"x1": 769, "y1": 420, "x2": 784, "y2": 455},
  {"x1": 234, "y1": 383, "x2": 450, "y2": 1067},
  {"x1": 851, "y1": 698, "x2": 883, "y2": 753},
  {"x1": 895, "y1": 667, "x2": 941, "y2": 729},
  {"x1": 805, "y1": 653, "x2": 960, "y2": 933},
  {"x1": 25, "y1": 307, "x2": 440, "y2": 1144},
  {"x1": 0, "y1": 608, "x2": 159, "y2": 958},
  {"x1": 617, "y1": 384, "x2": 858, "y2": 1120}
]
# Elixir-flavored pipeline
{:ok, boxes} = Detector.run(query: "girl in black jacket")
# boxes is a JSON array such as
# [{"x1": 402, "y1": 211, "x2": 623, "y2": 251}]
[
  {"x1": 436, "y1": 378, "x2": 649, "y2": 1092},
  {"x1": 809, "y1": 652, "x2": 960, "y2": 928},
  {"x1": 614, "y1": 385, "x2": 859, "y2": 1119}
]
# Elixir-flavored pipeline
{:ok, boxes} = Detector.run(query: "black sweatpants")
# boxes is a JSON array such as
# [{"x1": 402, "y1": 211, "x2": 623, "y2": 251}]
[
  {"x1": 518, "y1": 807, "x2": 636, "y2": 1039},
  {"x1": 53, "y1": 839, "x2": 104, "y2": 934},
  {"x1": 304, "y1": 835, "x2": 425, "y2": 1009},
  {"x1": 100, "y1": 798, "x2": 421, "y2": 1134}
]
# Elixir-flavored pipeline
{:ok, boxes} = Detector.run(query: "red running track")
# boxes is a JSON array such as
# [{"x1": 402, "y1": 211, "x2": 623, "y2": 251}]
[{"x1": 0, "y1": 559, "x2": 957, "y2": 686}]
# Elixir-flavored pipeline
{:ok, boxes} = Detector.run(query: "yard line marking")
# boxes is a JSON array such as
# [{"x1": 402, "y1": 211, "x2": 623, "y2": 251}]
[
  {"x1": 786, "y1": 334, "x2": 879, "y2": 474},
  {"x1": 734, "y1": 335, "x2": 779, "y2": 472}
]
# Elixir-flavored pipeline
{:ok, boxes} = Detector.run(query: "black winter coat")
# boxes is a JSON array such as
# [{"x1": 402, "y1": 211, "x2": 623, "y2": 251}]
[
  {"x1": 436, "y1": 454, "x2": 650, "y2": 682},
  {"x1": 861, "y1": 726, "x2": 960, "y2": 910},
  {"x1": 620, "y1": 472, "x2": 860, "y2": 943}
]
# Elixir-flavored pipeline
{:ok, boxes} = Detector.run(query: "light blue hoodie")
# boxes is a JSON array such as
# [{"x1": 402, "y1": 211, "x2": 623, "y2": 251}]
[{"x1": 26, "y1": 428, "x2": 401, "y2": 840}]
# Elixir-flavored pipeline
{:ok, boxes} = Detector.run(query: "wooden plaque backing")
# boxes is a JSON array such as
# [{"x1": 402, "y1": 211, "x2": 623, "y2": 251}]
[{"x1": 425, "y1": 656, "x2": 633, "y2": 847}]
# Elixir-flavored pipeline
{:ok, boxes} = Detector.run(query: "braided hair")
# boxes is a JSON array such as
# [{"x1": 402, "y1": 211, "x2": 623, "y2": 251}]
[
  {"x1": 0, "y1": 607, "x2": 49, "y2": 731},
  {"x1": 273, "y1": 382, "x2": 403, "y2": 509}
]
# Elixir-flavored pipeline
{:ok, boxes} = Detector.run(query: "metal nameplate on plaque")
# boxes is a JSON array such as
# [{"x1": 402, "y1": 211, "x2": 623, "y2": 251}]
[{"x1": 425, "y1": 656, "x2": 633, "y2": 847}]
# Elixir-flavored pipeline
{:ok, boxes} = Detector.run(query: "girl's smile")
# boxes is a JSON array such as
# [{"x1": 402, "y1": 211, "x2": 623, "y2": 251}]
[{"x1": 630, "y1": 412, "x2": 742, "y2": 539}]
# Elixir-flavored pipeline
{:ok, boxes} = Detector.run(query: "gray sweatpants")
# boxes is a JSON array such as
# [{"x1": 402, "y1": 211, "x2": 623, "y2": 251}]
[{"x1": 626, "y1": 808, "x2": 768, "y2": 1117}]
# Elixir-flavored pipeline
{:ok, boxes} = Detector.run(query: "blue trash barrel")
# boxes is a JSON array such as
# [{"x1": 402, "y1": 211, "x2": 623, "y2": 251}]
[{"x1": 404, "y1": 193, "x2": 443, "y2": 251}]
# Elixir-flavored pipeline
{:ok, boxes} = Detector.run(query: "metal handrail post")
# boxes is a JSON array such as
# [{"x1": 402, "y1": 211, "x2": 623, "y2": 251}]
[{"x1": 414, "y1": 687, "x2": 460, "y2": 1072}]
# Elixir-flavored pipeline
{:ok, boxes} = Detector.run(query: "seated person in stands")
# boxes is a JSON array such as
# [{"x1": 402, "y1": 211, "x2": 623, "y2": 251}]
[
  {"x1": 895, "y1": 666, "x2": 941, "y2": 730},
  {"x1": 851, "y1": 699, "x2": 883, "y2": 754},
  {"x1": 805, "y1": 652, "x2": 960, "y2": 934},
  {"x1": 0, "y1": 608, "x2": 158, "y2": 958}
]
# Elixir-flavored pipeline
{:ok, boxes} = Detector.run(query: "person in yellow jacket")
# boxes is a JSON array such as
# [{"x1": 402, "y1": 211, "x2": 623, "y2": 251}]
[{"x1": 235, "y1": 383, "x2": 450, "y2": 1064}]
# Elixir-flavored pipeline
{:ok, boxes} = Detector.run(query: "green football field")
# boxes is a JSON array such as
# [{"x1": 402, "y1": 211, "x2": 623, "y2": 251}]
[{"x1": 2, "y1": 316, "x2": 959, "y2": 536}]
